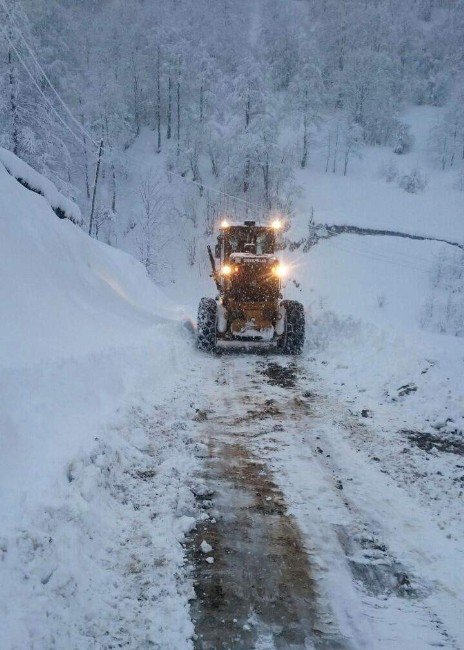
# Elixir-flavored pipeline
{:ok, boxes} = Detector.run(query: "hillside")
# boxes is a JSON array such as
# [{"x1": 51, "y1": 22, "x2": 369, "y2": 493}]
[{"x1": 0, "y1": 155, "x2": 201, "y2": 648}]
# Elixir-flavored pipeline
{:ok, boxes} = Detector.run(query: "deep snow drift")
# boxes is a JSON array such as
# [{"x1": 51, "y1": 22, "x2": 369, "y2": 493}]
[
  {"x1": 0, "y1": 157, "x2": 183, "y2": 531},
  {"x1": 0, "y1": 155, "x2": 200, "y2": 648}
]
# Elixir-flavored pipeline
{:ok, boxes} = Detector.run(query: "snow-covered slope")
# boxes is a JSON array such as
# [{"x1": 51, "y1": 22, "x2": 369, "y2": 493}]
[
  {"x1": 291, "y1": 106, "x2": 464, "y2": 243},
  {"x1": 0, "y1": 158, "x2": 177, "y2": 524},
  {"x1": 2, "y1": 103, "x2": 463, "y2": 646},
  {"x1": 280, "y1": 104, "x2": 464, "y2": 484},
  {"x1": 0, "y1": 147, "x2": 83, "y2": 225},
  {"x1": 0, "y1": 155, "x2": 202, "y2": 648}
]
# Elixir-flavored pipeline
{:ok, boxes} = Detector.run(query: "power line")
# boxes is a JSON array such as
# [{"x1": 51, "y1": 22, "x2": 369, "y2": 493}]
[
  {"x1": 0, "y1": 0, "x2": 275, "y2": 214},
  {"x1": 167, "y1": 169, "x2": 266, "y2": 211},
  {"x1": 0, "y1": 0, "x2": 100, "y2": 150},
  {"x1": 0, "y1": 26, "x2": 91, "y2": 152}
]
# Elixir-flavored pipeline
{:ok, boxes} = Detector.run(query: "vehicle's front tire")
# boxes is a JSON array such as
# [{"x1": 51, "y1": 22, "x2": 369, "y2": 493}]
[
  {"x1": 197, "y1": 297, "x2": 218, "y2": 352},
  {"x1": 280, "y1": 300, "x2": 305, "y2": 355}
]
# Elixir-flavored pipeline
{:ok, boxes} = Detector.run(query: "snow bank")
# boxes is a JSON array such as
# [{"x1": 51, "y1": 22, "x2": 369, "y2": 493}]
[
  {"x1": 0, "y1": 156, "x2": 199, "y2": 647},
  {"x1": 0, "y1": 160, "x2": 183, "y2": 368},
  {"x1": 288, "y1": 233, "x2": 464, "y2": 431},
  {"x1": 0, "y1": 147, "x2": 83, "y2": 225},
  {"x1": 1, "y1": 387, "x2": 199, "y2": 649},
  {"x1": 0, "y1": 159, "x2": 187, "y2": 531}
]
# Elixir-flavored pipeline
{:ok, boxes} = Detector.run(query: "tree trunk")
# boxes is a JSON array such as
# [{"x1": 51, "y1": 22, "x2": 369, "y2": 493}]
[
  {"x1": 156, "y1": 46, "x2": 161, "y2": 153},
  {"x1": 262, "y1": 153, "x2": 271, "y2": 209},
  {"x1": 441, "y1": 137, "x2": 447, "y2": 171},
  {"x1": 200, "y1": 84, "x2": 204, "y2": 125},
  {"x1": 209, "y1": 146, "x2": 219, "y2": 177},
  {"x1": 449, "y1": 127, "x2": 457, "y2": 168},
  {"x1": 167, "y1": 73, "x2": 172, "y2": 139},
  {"x1": 176, "y1": 77, "x2": 181, "y2": 158},
  {"x1": 325, "y1": 132, "x2": 331, "y2": 173},
  {"x1": 301, "y1": 114, "x2": 308, "y2": 168},
  {"x1": 332, "y1": 124, "x2": 339, "y2": 174},
  {"x1": 343, "y1": 149, "x2": 349, "y2": 176},
  {"x1": 79, "y1": 99, "x2": 91, "y2": 200},
  {"x1": 82, "y1": 136, "x2": 90, "y2": 199},
  {"x1": 243, "y1": 97, "x2": 251, "y2": 193},
  {"x1": 8, "y1": 49, "x2": 19, "y2": 156},
  {"x1": 133, "y1": 62, "x2": 140, "y2": 137},
  {"x1": 243, "y1": 159, "x2": 250, "y2": 194},
  {"x1": 111, "y1": 165, "x2": 117, "y2": 213}
]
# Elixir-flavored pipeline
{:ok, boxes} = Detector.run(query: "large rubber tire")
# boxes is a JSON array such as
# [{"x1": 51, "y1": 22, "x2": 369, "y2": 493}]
[
  {"x1": 197, "y1": 297, "x2": 218, "y2": 352},
  {"x1": 281, "y1": 300, "x2": 305, "y2": 355}
]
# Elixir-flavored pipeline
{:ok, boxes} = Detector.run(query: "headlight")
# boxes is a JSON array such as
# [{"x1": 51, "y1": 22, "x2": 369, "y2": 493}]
[
  {"x1": 220, "y1": 264, "x2": 232, "y2": 275},
  {"x1": 273, "y1": 263, "x2": 288, "y2": 278}
]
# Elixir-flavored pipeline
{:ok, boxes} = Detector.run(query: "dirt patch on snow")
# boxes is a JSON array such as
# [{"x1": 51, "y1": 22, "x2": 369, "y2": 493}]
[
  {"x1": 231, "y1": 399, "x2": 283, "y2": 425},
  {"x1": 260, "y1": 361, "x2": 298, "y2": 389},
  {"x1": 404, "y1": 430, "x2": 464, "y2": 456}
]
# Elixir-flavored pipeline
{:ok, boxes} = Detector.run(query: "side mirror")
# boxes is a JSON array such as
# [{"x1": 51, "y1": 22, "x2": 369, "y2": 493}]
[{"x1": 215, "y1": 243, "x2": 221, "y2": 258}]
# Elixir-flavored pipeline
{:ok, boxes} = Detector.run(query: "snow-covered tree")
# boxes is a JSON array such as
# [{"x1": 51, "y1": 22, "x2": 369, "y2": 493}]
[
  {"x1": 0, "y1": 0, "x2": 71, "y2": 189},
  {"x1": 288, "y1": 46, "x2": 324, "y2": 168},
  {"x1": 429, "y1": 85, "x2": 464, "y2": 169}
]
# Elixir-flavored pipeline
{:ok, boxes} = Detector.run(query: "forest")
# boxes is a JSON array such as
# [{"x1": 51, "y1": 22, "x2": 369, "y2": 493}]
[{"x1": 1, "y1": 0, "x2": 463, "y2": 273}]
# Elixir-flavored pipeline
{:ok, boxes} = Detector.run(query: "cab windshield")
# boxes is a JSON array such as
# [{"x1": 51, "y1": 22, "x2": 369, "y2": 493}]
[{"x1": 223, "y1": 228, "x2": 275, "y2": 258}]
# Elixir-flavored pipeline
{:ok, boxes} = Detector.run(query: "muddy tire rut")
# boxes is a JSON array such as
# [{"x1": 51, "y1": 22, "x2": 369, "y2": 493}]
[{"x1": 187, "y1": 359, "x2": 346, "y2": 649}]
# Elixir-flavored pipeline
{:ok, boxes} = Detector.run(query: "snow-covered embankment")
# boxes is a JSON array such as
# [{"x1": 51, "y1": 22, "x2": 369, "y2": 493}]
[{"x1": 0, "y1": 155, "x2": 198, "y2": 648}]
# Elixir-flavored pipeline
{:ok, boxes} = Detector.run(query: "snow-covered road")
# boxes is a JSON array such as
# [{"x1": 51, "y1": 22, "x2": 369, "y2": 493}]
[
  {"x1": 187, "y1": 355, "x2": 345, "y2": 649},
  {"x1": 3, "y1": 337, "x2": 463, "y2": 649},
  {"x1": 185, "y1": 351, "x2": 463, "y2": 649}
]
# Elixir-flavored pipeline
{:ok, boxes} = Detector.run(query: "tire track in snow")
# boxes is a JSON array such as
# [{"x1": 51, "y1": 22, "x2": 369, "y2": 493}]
[
  {"x1": 187, "y1": 356, "x2": 348, "y2": 649},
  {"x1": 246, "y1": 357, "x2": 458, "y2": 649}
]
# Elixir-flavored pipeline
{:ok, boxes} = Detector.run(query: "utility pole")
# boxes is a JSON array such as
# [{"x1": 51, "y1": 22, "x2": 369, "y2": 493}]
[{"x1": 88, "y1": 138, "x2": 104, "y2": 236}]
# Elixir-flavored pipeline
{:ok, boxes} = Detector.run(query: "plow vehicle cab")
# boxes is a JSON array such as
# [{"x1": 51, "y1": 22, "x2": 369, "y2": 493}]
[{"x1": 197, "y1": 220, "x2": 305, "y2": 353}]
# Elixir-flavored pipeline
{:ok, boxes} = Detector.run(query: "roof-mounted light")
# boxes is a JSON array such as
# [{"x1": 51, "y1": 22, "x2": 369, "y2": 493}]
[
  {"x1": 271, "y1": 218, "x2": 283, "y2": 230},
  {"x1": 220, "y1": 219, "x2": 230, "y2": 229}
]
